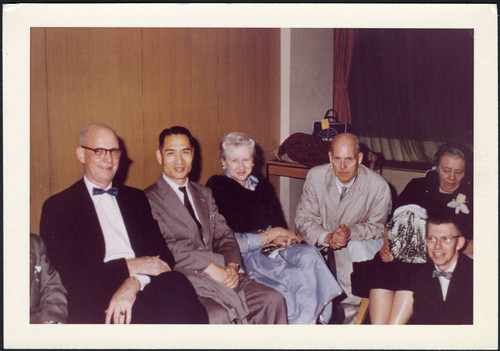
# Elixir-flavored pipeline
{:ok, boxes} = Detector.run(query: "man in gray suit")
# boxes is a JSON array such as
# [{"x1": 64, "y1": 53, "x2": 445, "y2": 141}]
[
  {"x1": 295, "y1": 133, "x2": 392, "y2": 324},
  {"x1": 145, "y1": 126, "x2": 287, "y2": 324},
  {"x1": 30, "y1": 233, "x2": 68, "y2": 324}
]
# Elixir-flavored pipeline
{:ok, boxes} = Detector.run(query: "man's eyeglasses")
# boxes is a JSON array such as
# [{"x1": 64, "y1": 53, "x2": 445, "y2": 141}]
[
  {"x1": 425, "y1": 236, "x2": 461, "y2": 246},
  {"x1": 81, "y1": 145, "x2": 122, "y2": 158}
]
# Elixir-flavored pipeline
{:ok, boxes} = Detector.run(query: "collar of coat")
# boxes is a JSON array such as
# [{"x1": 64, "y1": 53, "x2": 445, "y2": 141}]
[{"x1": 324, "y1": 163, "x2": 369, "y2": 196}]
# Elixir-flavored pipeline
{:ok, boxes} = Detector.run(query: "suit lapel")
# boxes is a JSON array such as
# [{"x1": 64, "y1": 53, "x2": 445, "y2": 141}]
[
  {"x1": 431, "y1": 275, "x2": 445, "y2": 304},
  {"x1": 188, "y1": 182, "x2": 210, "y2": 243},
  {"x1": 155, "y1": 177, "x2": 203, "y2": 241},
  {"x1": 324, "y1": 167, "x2": 340, "y2": 226},
  {"x1": 443, "y1": 256, "x2": 466, "y2": 307},
  {"x1": 422, "y1": 262, "x2": 447, "y2": 321},
  {"x1": 73, "y1": 179, "x2": 107, "y2": 260},
  {"x1": 115, "y1": 186, "x2": 144, "y2": 254}
]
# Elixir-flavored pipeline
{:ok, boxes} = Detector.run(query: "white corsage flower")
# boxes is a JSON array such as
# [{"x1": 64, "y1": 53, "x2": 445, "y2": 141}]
[
  {"x1": 34, "y1": 265, "x2": 42, "y2": 282},
  {"x1": 447, "y1": 193, "x2": 470, "y2": 214}
]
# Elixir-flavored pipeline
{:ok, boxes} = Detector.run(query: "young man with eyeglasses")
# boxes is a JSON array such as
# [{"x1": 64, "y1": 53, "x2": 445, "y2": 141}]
[
  {"x1": 40, "y1": 123, "x2": 208, "y2": 324},
  {"x1": 409, "y1": 214, "x2": 473, "y2": 324}
]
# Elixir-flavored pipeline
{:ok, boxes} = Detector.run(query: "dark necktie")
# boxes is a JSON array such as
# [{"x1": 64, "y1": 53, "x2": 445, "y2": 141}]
[
  {"x1": 93, "y1": 187, "x2": 119, "y2": 196},
  {"x1": 179, "y1": 187, "x2": 204, "y2": 241},
  {"x1": 432, "y1": 270, "x2": 453, "y2": 280},
  {"x1": 340, "y1": 186, "x2": 348, "y2": 201}
]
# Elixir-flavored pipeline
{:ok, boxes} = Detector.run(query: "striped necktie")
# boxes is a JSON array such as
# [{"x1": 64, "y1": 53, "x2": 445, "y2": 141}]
[{"x1": 340, "y1": 186, "x2": 348, "y2": 201}]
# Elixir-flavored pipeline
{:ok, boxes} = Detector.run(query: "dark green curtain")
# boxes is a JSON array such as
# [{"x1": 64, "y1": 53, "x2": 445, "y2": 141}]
[{"x1": 349, "y1": 29, "x2": 473, "y2": 162}]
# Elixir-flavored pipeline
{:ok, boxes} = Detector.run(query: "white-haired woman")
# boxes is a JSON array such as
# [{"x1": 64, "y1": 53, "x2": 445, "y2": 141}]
[{"x1": 206, "y1": 132, "x2": 342, "y2": 324}]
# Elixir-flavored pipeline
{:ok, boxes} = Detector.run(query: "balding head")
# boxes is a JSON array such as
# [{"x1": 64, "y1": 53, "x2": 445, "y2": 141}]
[
  {"x1": 79, "y1": 123, "x2": 118, "y2": 146},
  {"x1": 329, "y1": 133, "x2": 363, "y2": 184},
  {"x1": 331, "y1": 133, "x2": 360, "y2": 155}
]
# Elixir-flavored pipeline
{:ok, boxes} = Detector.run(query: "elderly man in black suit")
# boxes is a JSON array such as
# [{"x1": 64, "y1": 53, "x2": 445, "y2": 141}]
[
  {"x1": 410, "y1": 214, "x2": 473, "y2": 324},
  {"x1": 40, "y1": 123, "x2": 208, "y2": 324}
]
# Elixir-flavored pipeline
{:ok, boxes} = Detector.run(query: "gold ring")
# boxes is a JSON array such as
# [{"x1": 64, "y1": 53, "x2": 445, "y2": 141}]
[{"x1": 120, "y1": 311, "x2": 125, "y2": 316}]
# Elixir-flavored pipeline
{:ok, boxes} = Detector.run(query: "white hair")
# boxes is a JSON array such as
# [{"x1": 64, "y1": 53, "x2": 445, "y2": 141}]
[{"x1": 219, "y1": 132, "x2": 256, "y2": 159}]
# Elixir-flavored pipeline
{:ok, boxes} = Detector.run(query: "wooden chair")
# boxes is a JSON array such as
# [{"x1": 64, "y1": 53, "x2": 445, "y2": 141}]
[{"x1": 355, "y1": 298, "x2": 370, "y2": 325}]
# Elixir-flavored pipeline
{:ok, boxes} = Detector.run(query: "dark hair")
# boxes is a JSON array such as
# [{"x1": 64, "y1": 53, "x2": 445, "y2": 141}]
[
  {"x1": 158, "y1": 126, "x2": 195, "y2": 149},
  {"x1": 425, "y1": 212, "x2": 463, "y2": 237},
  {"x1": 434, "y1": 143, "x2": 472, "y2": 167}
]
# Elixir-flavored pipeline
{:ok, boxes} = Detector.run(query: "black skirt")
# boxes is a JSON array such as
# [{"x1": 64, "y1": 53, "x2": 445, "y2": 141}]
[{"x1": 351, "y1": 253, "x2": 424, "y2": 298}]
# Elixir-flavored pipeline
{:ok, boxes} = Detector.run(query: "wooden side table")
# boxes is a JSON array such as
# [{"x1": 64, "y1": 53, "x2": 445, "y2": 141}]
[{"x1": 266, "y1": 160, "x2": 310, "y2": 180}]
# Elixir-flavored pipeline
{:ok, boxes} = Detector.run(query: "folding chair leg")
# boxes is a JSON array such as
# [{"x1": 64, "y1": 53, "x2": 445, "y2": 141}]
[{"x1": 355, "y1": 298, "x2": 370, "y2": 325}]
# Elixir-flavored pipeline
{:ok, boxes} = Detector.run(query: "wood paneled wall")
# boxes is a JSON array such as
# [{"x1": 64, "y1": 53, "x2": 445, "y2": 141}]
[{"x1": 30, "y1": 28, "x2": 281, "y2": 233}]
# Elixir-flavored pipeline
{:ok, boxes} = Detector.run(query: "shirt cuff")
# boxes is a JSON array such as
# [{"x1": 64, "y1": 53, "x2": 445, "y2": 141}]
[
  {"x1": 317, "y1": 231, "x2": 330, "y2": 247},
  {"x1": 131, "y1": 273, "x2": 151, "y2": 291},
  {"x1": 247, "y1": 232, "x2": 264, "y2": 250},
  {"x1": 234, "y1": 232, "x2": 263, "y2": 252}
]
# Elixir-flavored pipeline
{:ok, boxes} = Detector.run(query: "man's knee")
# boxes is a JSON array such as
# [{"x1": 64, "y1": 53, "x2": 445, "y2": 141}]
[
  {"x1": 243, "y1": 279, "x2": 287, "y2": 324},
  {"x1": 265, "y1": 285, "x2": 287, "y2": 312},
  {"x1": 198, "y1": 297, "x2": 231, "y2": 324},
  {"x1": 259, "y1": 286, "x2": 287, "y2": 324},
  {"x1": 134, "y1": 271, "x2": 208, "y2": 324},
  {"x1": 155, "y1": 271, "x2": 195, "y2": 294},
  {"x1": 158, "y1": 270, "x2": 189, "y2": 284}
]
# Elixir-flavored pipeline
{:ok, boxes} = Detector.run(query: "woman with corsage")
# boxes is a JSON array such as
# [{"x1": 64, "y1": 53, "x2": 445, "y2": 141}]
[
  {"x1": 395, "y1": 143, "x2": 473, "y2": 256},
  {"x1": 207, "y1": 132, "x2": 342, "y2": 324},
  {"x1": 359, "y1": 142, "x2": 473, "y2": 324}
]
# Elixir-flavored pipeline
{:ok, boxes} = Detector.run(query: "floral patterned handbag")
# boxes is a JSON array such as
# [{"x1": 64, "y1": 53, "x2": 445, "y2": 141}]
[{"x1": 386, "y1": 204, "x2": 428, "y2": 263}]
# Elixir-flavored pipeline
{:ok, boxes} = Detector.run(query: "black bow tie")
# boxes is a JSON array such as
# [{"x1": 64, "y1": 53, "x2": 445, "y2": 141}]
[
  {"x1": 432, "y1": 270, "x2": 453, "y2": 280},
  {"x1": 92, "y1": 187, "x2": 119, "y2": 196}
]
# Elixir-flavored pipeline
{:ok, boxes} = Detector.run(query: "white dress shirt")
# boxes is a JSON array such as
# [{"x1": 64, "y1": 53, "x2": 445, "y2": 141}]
[
  {"x1": 161, "y1": 173, "x2": 201, "y2": 221},
  {"x1": 435, "y1": 259, "x2": 458, "y2": 301},
  {"x1": 83, "y1": 176, "x2": 150, "y2": 290}
]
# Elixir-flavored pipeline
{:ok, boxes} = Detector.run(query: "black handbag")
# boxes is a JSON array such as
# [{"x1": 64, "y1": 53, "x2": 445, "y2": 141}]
[{"x1": 312, "y1": 109, "x2": 351, "y2": 141}]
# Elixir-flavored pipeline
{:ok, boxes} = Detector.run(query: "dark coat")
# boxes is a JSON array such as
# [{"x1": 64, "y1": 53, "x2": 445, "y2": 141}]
[
  {"x1": 410, "y1": 254, "x2": 473, "y2": 324},
  {"x1": 205, "y1": 175, "x2": 287, "y2": 233},
  {"x1": 39, "y1": 179, "x2": 176, "y2": 323},
  {"x1": 396, "y1": 170, "x2": 473, "y2": 240},
  {"x1": 30, "y1": 234, "x2": 68, "y2": 323}
]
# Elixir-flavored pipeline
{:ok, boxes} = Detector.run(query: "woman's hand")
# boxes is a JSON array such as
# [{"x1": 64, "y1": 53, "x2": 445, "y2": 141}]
[
  {"x1": 272, "y1": 235, "x2": 293, "y2": 248},
  {"x1": 271, "y1": 229, "x2": 303, "y2": 248},
  {"x1": 379, "y1": 227, "x2": 394, "y2": 262},
  {"x1": 263, "y1": 227, "x2": 302, "y2": 243},
  {"x1": 379, "y1": 244, "x2": 394, "y2": 262}
]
